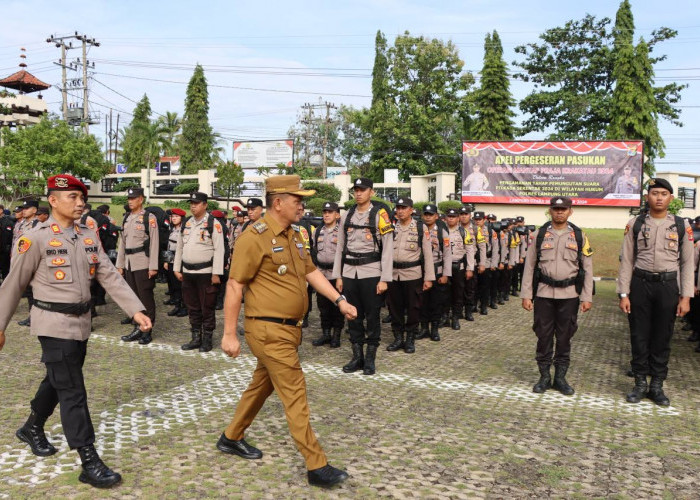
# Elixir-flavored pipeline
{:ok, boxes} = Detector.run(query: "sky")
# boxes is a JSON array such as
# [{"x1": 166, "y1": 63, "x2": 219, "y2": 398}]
[{"x1": 1, "y1": 0, "x2": 699, "y2": 176}]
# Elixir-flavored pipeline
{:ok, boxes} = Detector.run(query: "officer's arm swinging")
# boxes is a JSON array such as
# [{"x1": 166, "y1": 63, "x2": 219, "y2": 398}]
[{"x1": 306, "y1": 269, "x2": 357, "y2": 320}]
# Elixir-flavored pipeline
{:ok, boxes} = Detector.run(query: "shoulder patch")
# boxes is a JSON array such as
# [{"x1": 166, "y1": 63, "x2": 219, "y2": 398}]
[
  {"x1": 149, "y1": 217, "x2": 157, "y2": 228},
  {"x1": 299, "y1": 226, "x2": 310, "y2": 242},
  {"x1": 17, "y1": 236, "x2": 32, "y2": 254},
  {"x1": 215, "y1": 222, "x2": 222, "y2": 233},
  {"x1": 291, "y1": 224, "x2": 300, "y2": 232},
  {"x1": 686, "y1": 225, "x2": 694, "y2": 242},
  {"x1": 87, "y1": 219, "x2": 95, "y2": 229},
  {"x1": 624, "y1": 224, "x2": 630, "y2": 235},
  {"x1": 377, "y1": 208, "x2": 394, "y2": 235},
  {"x1": 582, "y1": 236, "x2": 594, "y2": 257},
  {"x1": 253, "y1": 221, "x2": 268, "y2": 234}
]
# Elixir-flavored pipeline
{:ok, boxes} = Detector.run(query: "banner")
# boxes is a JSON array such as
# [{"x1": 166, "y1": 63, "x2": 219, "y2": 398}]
[
  {"x1": 462, "y1": 141, "x2": 644, "y2": 207},
  {"x1": 233, "y1": 140, "x2": 294, "y2": 180}
]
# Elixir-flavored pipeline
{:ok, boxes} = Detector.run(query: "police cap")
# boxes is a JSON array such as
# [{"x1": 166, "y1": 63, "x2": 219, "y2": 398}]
[
  {"x1": 550, "y1": 196, "x2": 573, "y2": 208},
  {"x1": 647, "y1": 178, "x2": 673, "y2": 194},
  {"x1": 189, "y1": 192, "x2": 208, "y2": 203}
]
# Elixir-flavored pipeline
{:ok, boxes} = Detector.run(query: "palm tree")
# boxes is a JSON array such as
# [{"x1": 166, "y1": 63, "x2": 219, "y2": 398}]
[
  {"x1": 158, "y1": 111, "x2": 182, "y2": 156},
  {"x1": 132, "y1": 120, "x2": 167, "y2": 200}
]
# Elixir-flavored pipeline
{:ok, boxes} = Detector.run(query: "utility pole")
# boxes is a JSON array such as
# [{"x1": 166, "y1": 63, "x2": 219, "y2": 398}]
[
  {"x1": 321, "y1": 101, "x2": 337, "y2": 179},
  {"x1": 47, "y1": 33, "x2": 100, "y2": 132},
  {"x1": 300, "y1": 102, "x2": 314, "y2": 167}
]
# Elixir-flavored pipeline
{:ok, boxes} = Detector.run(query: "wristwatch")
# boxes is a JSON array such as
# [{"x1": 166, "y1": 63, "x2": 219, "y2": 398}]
[
  {"x1": 335, "y1": 294, "x2": 347, "y2": 307},
  {"x1": 618, "y1": 293, "x2": 628, "y2": 298}
]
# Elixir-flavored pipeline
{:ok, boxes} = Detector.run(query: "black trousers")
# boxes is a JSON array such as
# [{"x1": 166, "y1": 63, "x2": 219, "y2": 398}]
[
  {"x1": 449, "y1": 264, "x2": 466, "y2": 311},
  {"x1": 182, "y1": 273, "x2": 220, "y2": 331},
  {"x1": 387, "y1": 278, "x2": 423, "y2": 331},
  {"x1": 31, "y1": 336, "x2": 94, "y2": 449},
  {"x1": 0, "y1": 253, "x2": 10, "y2": 280},
  {"x1": 533, "y1": 297, "x2": 580, "y2": 367},
  {"x1": 689, "y1": 294, "x2": 700, "y2": 333},
  {"x1": 464, "y1": 273, "x2": 477, "y2": 308},
  {"x1": 490, "y1": 269, "x2": 500, "y2": 303},
  {"x1": 628, "y1": 275, "x2": 679, "y2": 379},
  {"x1": 124, "y1": 267, "x2": 156, "y2": 324},
  {"x1": 499, "y1": 267, "x2": 512, "y2": 296},
  {"x1": 477, "y1": 269, "x2": 491, "y2": 309},
  {"x1": 343, "y1": 276, "x2": 382, "y2": 346},
  {"x1": 420, "y1": 280, "x2": 448, "y2": 323},
  {"x1": 316, "y1": 278, "x2": 344, "y2": 330},
  {"x1": 512, "y1": 262, "x2": 524, "y2": 292},
  {"x1": 166, "y1": 263, "x2": 182, "y2": 303}
]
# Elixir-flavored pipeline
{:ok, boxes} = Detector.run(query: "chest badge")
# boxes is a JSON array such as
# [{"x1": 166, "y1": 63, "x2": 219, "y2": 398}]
[
  {"x1": 277, "y1": 265, "x2": 288, "y2": 275},
  {"x1": 48, "y1": 238, "x2": 62, "y2": 247},
  {"x1": 51, "y1": 257, "x2": 66, "y2": 266},
  {"x1": 55, "y1": 270, "x2": 66, "y2": 280},
  {"x1": 84, "y1": 238, "x2": 95, "y2": 245}
]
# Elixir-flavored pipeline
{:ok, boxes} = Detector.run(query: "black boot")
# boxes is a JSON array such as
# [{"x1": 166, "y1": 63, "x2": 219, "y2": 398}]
[
  {"x1": 440, "y1": 311, "x2": 450, "y2": 327},
  {"x1": 181, "y1": 328, "x2": 202, "y2": 350},
  {"x1": 363, "y1": 345, "x2": 377, "y2": 375},
  {"x1": 312, "y1": 328, "x2": 332, "y2": 347},
  {"x1": 386, "y1": 329, "x2": 404, "y2": 352},
  {"x1": 552, "y1": 365, "x2": 574, "y2": 395},
  {"x1": 430, "y1": 321, "x2": 440, "y2": 341},
  {"x1": 307, "y1": 464, "x2": 349, "y2": 488},
  {"x1": 15, "y1": 410, "x2": 57, "y2": 456},
  {"x1": 451, "y1": 313, "x2": 460, "y2": 330},
  {"x1": 497, "y1": 293, "x2": 505, "y2": 305},
  {"x1": 532, "y1": 365, "x2": 551, "y2": 393},
  {"x1": 163, "y1": 297, "x2": 176, "y2": 306},
  {"x1": 695, "y1": 342, "x2": 700, "y2": 353},
  {"x1": 404, "y1": 328, "x2": 416, "y2": 354},
  {"x1": 199, "y1": 330, "x2": 213, "y2": 352},
  {"x1": 138, "y1": 329, "x2": 152, "y2": 345},
  {"x1": 416, "y1": 322, "x2": 429, "y2": 340},
  {"x1": 330, "y1": 328, "x2": 342, "y2": 348},
  {"x1": 176, "y1": 304, "x2": 188, "y2": 317},
  {"x1": 382, "y1": 313, "x2": 393, "y2": 324},
  {"x1": 648, "y1": 377, "x2": 670, "y2": 406},
  {"x1": 503, "y1": 292, "x2": 509, "y2": 302},
  {"x1": 77, "y1": 444, "x2": 122, "y2": 488},
  {"x1": 479, "y1": 304, "x2": 488, "y2": 315},
  {"x1": 687, "y1": 330, "x2": 700, "y2": 342},
  {"x1": 121, "y1": 326, "x2": 142, "y2": 342},
  {"x1": 626, "y1": 374, "x2": 648, "y2": 403},
  {"x1": 167, "y1": 305, "x2": 181, "y2": 316},
  {"x1": 342, "y1": 344, "x2": 364, "y2": 373},
  {"x1": 489, "y1": 300, "x2": 498, "y2": 310},
  {"x1": 464, "y1": 305, "x2": 474, "y2": 322}
]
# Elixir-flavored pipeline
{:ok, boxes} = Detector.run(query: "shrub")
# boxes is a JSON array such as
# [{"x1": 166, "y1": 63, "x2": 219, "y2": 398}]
[
  {"x1": 412, "y1": 201, "x2": 429, "y2": 213},
  {"x1": 305, "y1": 197, "x2": 327, "y2": 216},
  {"x1": 112, "y1": 180, "x2": 139, "y2": 192},
  {"x1": 437, "y1": 200, "x2": 463, "y2": 214},
  {"x1": 343, "y1": 197, "x2": 394, "y2": 210},
  {"x1": 302, "y1": 182, "x2": 341, "y2": 202},
  {"x1": 162, "y1": 199, "x2": 219, "y2": 211},
  {"x1": 111, "y1": 195, "x2": 128, "y2": 206},
  {"x1": 173, "y1": 181, "x2": 199, "y2": 194}
]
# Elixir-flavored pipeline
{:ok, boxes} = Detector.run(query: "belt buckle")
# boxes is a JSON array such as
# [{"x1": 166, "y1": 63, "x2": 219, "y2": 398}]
[{"x1": 296, "y1": 319, "x2": 303, "y2": 327}]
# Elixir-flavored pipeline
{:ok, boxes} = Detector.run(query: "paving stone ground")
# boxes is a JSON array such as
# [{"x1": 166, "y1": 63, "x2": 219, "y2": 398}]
[{"x1": 1, "y1": 280, "x2": 699, "y2": 499}]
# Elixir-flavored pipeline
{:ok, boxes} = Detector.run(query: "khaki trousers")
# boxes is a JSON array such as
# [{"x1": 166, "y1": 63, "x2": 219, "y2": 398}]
[{"x1": 224, "y1": 318, "x2": 327, "y2": 470}]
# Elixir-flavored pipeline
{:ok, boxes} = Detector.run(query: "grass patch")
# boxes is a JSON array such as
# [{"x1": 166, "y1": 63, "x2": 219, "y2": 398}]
[
  {"x1": 538, "y1": 464, "x2": 572, "y2": 486},
  {"x1": 581, "y1": 227, "x2": 624, "y2": 278}
]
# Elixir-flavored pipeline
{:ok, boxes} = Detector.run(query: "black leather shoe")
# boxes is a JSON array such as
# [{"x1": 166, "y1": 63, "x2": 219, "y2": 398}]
[
  {"x1": 216, "y1": 433, "x2": 262, "y2": 459},
  {"x1": 480, "y1": 307, "x2": 488, "y2": 316},
  {"x1": 17, "y1": 317, "x2": 31, "y2": 327},
  {"x1": 138, "y1": 331, "x2": 152, "y2": 345},
  {"x1": 382, "y1": 313, "x2": 393, "y2": 324},
  {"x1": 121, "y1": 326, "x2": 142, "y2": 342},
  {"x1": 415, "y1": 323, "x2": 429, "y2": 340},
  {"x1": 176, "y1": 307, "x2": 188, "y2": 317},
  {"x1": 163, "y1": 297, "x2": 176, "y2": 306},
  {"x1": 77, "y1": 445, "x2": 122, "y2": 488},
  {"x1": 429, "y1": 321, "x2": 440, "y2": 341},
  {"x1": 465, "y1": 310, "x2": 474, "y2": 321},
  {"x1": 451, "y1": 315, "x2": 460, "y2": 330},
  {"x1": 16, "y1": 411, "x2": 57, "y2": 456},
  {"x1": 687, "y1": 331, "x2": 700, "y2": 342},
  {"x1": 489, "y1": 302, "x2": 498, "y2": 310},
  {"x1": 363, "y1": 345, "x2": 377, "y2": 375},
  {"x1": 308, "y1": 464, "x2": 349, "y2": 488},
  {"x1": 167, "y1": 306, "x2": 180, "y2": 316},
  {"x1": 120, "y1": 316, "x2": 133, "y2": 325}
]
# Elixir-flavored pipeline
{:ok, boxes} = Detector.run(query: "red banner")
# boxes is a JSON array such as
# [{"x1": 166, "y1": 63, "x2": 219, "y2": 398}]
[{"x1": 462, "y1": 141, "x2": 644, "y2": 207}]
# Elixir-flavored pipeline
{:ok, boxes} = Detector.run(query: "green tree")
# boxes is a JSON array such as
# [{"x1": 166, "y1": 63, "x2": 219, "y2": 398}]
[
  {"x1": 513, "y1": 8, "x2": 684, "y2": 140},
  {"x1": 0, "y1": 116, "x2": 108, "y2": 203},
  {"x1": 216, "y1": 160, "x2": 245, "y2": 210},
  {"x1": 119, "y1": 94, "x2": 153, "y2": 172},
  {"x1": 367, "y1": 30, "x2": 395, "y2": 176},
  {"x1": 180, "y1": 64, "x2": 214, "y2": 173},
  {"x1": 471, "y1": 31, "x2": 516, "y2": 140},
  {"x1": 158, "y1": 111, "x2": 181, "y2": 156}
]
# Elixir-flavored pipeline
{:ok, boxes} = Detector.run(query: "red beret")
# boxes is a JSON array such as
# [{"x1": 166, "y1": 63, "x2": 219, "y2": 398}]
[
  {"x1": 47, "y1": 174, "x2": 88, "y2": 199},
  {"x1": 211, "y1": 210, "x2": 225, "y2": 218},
  {"x1": 170, "y1": 208, "x2": 186, "y2": 217}
]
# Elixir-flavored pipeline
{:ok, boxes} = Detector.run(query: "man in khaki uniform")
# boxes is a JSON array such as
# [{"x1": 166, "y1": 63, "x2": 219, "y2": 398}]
[
  {"x1": 445, "y1": 207, "x2": 474, "y2": 330},
  {"x1": 310, "y1": 201, "x2": 345, "y2": 348},
  {"x1": 387, "y1": 197, "x2": 434, "y2": 353},
  {"x1": 618, "y1": 178, "x2": 695, "y2": 406},
  {"x1": 174, "y1": 192, "x2": 225, "y2": 352},
  {"x1": 219, "y1": 175, "x2": 357, "y2": 488},
  {"x1": 13, "y1": 199, "x2": 42, "y2": 326},
  {"x1": 0, "y1": 174, "x2": 151, "y2": 488},
  {"x1": 116, "y1": 187, "x2": 159, "y2": 344},
  {"x1": 332, "y1": 177, "x2": 394, "y2": 376},
  {"x1": 521, "y1": 196, "x2": 593, "y2": 396},
  {"x1": 459, "y1": 206, "x2": 478, "y2": 321}
]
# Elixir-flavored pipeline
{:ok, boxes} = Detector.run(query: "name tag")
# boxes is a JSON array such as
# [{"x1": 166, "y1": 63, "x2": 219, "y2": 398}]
[{"x1": 272, "y1": 246, "x2": 283, "y2": 253}]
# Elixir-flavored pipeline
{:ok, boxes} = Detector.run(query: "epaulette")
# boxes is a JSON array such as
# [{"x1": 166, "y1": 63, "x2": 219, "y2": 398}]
[
  {"x1": 291, "y1": 224, "x2": 301, "y2": 232},
  {"x1": 252, "y1": 221, "x2": 268, "y2": 234}
]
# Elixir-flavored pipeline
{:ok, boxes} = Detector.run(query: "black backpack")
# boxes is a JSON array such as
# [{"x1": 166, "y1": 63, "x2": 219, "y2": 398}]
[
  {"x1": 533, "y1": 222, "x2": 587, "y2": 295},
  {"x1": 631, "y1": 214, "x2": 685, "y2": 257},
  {"x1": 0, "y1": 215, "x2": 15, "y2": 255}
]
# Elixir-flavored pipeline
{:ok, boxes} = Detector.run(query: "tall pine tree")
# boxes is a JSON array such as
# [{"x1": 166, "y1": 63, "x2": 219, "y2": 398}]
[
  {"x1": 180, "y1": 64, "x2": 214, "y2": 174},
  {"x1": 471, "y1": 30, "x2": 516, "y2": 140},
  {"x1": 120, "y1": 94, "x2": 153, "y2": 172},
  {"x1": 367, "y1": 30, "x2": 395, "y2": 181}
]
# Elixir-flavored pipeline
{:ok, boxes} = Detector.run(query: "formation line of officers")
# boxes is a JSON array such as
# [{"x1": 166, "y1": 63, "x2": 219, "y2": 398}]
[{"x1": 0, "y1": 174, "x2": 697, "y2": 490}]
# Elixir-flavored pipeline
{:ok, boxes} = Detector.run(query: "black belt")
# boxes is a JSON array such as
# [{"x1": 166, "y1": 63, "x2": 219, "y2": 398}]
[
  {"x1": 316, "y1": 261, "x2": 334, "y2": 270},
  {"x1": 394, "y1": 259, "x2": 422, "y2": 269},
  {"x1": 183, "y1": 259, "x2": 213, "y2": 271},
  {"x1": 125, "y1": 244, "x2": 147, "y2": 255},
  {"x1": 344, "y1": 251, "x2": 381, "y2": 266},
  {"x1": 33, "y1": 299, "x2": 92, "y2": 315},
  {"x1": 633, "y1": 268, "x2": 677, "y2": 282},
  {"x1": 248, "y1": 316, "x2": 302, "y2": 327},
  {"x1": 538, "y1": 273, "x2": 577, "y2": 288}
]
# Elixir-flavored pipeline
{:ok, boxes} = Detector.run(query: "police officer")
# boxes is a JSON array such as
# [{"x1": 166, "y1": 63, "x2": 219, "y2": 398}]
[
  {"x1": 387, "y1": 197, "x2": 434, "y2": 353},
  {"x1": 311, "y1": 201, "x2": 345, "y2": 348},
  {"x1": 418, "y1": 204, "x2": 452, "y2": 341},
  {"x1": 521, "y1": 196, "x2": 593, "y2": 396},
  {"x1": 473, "y1": 212, "x2": 490, "y2": 315},
  {"x1": 36, "y1": 206, "x2": 49, "y2": 223},
  {"x1": 486, "y1": 214, "x2": 501, "y2": 309},
  {"x1": 211, "y1": 209, "x2": 231, "y2": 311},
  {"x1": 241, "y1": 198, "x2": 264, "y2": 232},
  {"x1": 459, "y1": 206, "x2": 477, "y2": 321},
  {"x1": 14, "y1": 199, "x2": 42, "y2": 326},
  {"x1": 445, "y1": 207, "x2": 474, "y2": 330},
  {"x1": 219, "y1": 175, "x2": 356, "y2": 488},
  {"x1": 618, "y1": 178, "x2": 695, "y2": 406},
  {"x1": 499, "y1": 219, "x2": 520, "y2": 304},
  {"x1": 333, "y1": 177, "x2": 394, "y2": 376},
  {"x1": 116, "y1": 187, "x2": 159, "y2": 344},
  {"x1": 0, "y1": 174, "x2": 151, "y2": 488},
  {"x1": 230, "y1": 210, "x2": 246, "y2": 244},
  {"x1": 512, "y1": 216, "x2": 528, "y2": 295},
  {"x1": 164, "y1": 208, "x2": 187, "y2": 317},
  {"x1": 174, "y1": 192, "x2": 225, "y2": 352}
]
